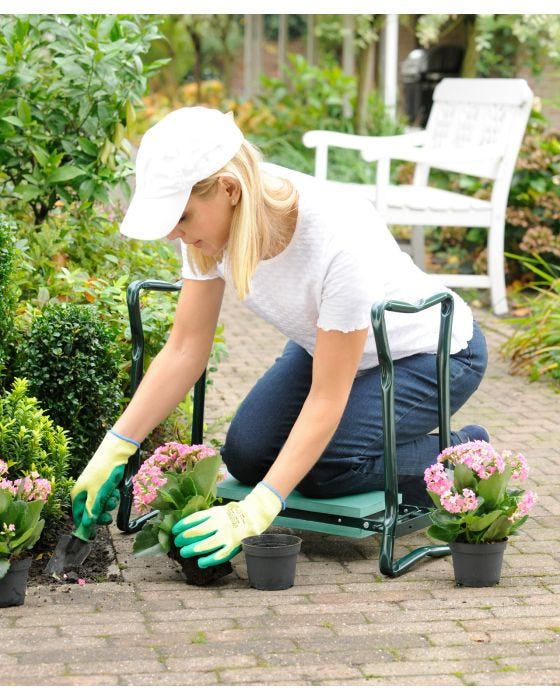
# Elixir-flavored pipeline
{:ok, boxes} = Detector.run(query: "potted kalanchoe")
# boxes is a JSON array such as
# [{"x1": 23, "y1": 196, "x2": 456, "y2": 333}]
[
  {"x1": 424, "y1": 440, "x2": 537, "y2": 587},
  {"x1": 0, "y1": 459, "x2": 51, "y2": 606},
  {"x1": 131, "y1": 442, "x2": 232, "y2": 586}
]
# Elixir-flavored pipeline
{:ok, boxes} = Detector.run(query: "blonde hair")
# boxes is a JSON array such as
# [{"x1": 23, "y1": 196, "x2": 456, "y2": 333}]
[{"x1": 186, "y1": 140, "x2": 298, "y2": 299}]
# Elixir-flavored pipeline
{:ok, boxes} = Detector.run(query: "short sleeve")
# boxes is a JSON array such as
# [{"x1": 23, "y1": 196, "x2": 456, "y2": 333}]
[
  {"x1": 317, "y1": 249, "x2": 383, "y2": 333},
  {"x1": 180, "y1": 241, "x2": 221, "y2": 281}
]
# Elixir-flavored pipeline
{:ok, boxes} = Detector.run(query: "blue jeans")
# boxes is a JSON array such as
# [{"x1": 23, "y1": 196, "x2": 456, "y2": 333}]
[{"x1": 221, "y1": 321, "x2": 488, "y2": 506}]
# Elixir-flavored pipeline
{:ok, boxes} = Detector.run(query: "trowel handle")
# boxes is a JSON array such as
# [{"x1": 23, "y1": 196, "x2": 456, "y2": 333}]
[{"x1": 73, "y1": 521, "x2": 95, "y2": 542}]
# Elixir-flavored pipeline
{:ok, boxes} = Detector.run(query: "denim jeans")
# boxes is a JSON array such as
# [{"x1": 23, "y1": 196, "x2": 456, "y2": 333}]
[{"x1": 221, "y1": 321, "x2": 488, "y2": 506}]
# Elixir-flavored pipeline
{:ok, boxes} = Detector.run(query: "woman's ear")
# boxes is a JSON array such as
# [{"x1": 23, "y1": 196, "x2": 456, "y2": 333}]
[{"x1": 220, "y1": 176, "x2": 241, "y2": 206}]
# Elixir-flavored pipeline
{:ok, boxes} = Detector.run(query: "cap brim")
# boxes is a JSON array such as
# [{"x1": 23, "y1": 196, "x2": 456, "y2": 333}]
[{"x1": 120, "y1": 188, "x2": 191, "y2": 240}]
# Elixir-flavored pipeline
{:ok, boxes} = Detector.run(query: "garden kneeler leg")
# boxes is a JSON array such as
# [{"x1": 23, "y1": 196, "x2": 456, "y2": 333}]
[{"x1": 371, "y1": 292, "x2": 453, "y2": 577}]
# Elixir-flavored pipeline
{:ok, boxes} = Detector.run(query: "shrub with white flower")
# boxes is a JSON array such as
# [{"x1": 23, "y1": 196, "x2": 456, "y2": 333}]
[{"x1": 424, "y1": 441, "x2": 537, "y2": 544}]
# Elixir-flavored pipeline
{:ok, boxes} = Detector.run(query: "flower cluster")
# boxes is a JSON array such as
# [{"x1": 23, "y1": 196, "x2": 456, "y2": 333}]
[
  {"x1": 132, "y1": 443, "x2": 218, "y2": 515},
  {"x1": 424, "y1": 441, "x2": 537, "y2": 544},
  {"x1": 0, "y1": 459, "x2": 52, "y2": 502},
  {"x1": 437, "y1": 441, "x2": 504, "y2": 480}
]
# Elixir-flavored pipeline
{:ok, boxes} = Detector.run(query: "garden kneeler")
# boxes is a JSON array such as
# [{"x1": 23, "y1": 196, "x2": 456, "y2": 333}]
[{"x1": 117, "y1": 278, "x2": 453, "y2": 578}]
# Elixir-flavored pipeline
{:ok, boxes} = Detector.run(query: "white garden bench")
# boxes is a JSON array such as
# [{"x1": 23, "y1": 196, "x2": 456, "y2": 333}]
[{"x1": 303, "y1": 78, "x2": 533, "y2": 315}]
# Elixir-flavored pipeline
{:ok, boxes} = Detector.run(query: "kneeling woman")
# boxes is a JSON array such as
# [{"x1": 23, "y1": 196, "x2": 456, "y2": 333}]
[{"x1": 71, "y1": 107, "x2": 488, "y2": 569}]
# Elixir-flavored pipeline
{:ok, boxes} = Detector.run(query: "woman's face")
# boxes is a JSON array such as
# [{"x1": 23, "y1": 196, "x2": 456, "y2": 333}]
[{"x1": 166, "y1": 177, "x2": 239, "y2": 257}]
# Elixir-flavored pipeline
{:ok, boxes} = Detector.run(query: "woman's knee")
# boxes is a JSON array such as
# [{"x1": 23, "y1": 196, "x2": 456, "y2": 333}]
[{"x1": 220, "y1": 428, "x2": 269, "y2": 486}]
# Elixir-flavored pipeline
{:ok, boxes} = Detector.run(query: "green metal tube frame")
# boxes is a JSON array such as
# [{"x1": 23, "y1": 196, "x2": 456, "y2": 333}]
[
  {"x1": 116, "y1": 279, "x2": 206, "y2": 534},
  {"x1": 371, "y1": 292, "x2": 453, "y2": 576}
]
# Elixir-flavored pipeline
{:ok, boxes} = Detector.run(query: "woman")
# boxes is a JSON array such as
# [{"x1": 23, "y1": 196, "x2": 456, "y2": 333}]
[{"x1": 71, "y1": 106, "x2": 488, "y2": 569}]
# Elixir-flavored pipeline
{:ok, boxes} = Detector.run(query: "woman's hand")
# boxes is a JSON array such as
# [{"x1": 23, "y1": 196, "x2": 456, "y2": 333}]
[
  {"x1": 71, "y1": 431, "x2": 139, "y2": 534},
  {"x1": 172, "y1": 482, "x2": 283, "y2": 568}
]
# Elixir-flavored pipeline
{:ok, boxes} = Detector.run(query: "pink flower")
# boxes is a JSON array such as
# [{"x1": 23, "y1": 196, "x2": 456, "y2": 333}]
[
  {"x1": 503, "y1": 450, "x2": 529, "y2": 481},
  {"x1": 438, "y1": 441, "x2": 504, "y2": 480},
  {"x1": 0, "y1": 459, "x2": 8, "y2": 477},
  {"x1": 132, "y1": 443, "x2": 218, "y2": 515},
  {"x1": 510, "y1": 490, "x2": 538, "y2": 521},
  {"x1": 440, "y1": 488, "x2": 478, "y2": 514},
  {"x1": 13, "y1": 471, "x2": 52, "y2": 501},
  {"x1": 77, "y1": 578, "x2": 86, "y2": 586},
  {"x1": 424, "y1": 462, "x2": 453, "y2": 496}
]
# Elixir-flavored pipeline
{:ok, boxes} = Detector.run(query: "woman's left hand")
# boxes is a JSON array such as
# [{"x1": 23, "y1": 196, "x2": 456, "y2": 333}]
[{"x1": 172, "y1": 482, "x2": 283, "y2": 568}]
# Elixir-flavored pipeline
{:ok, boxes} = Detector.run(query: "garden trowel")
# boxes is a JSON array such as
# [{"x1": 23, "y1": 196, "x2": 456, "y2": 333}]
[{"x1": 44, "y1": 521, "x2": 94, "y2": 577}]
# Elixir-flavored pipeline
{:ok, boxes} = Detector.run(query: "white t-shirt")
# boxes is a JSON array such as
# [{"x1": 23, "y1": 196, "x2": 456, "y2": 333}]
[{"x1": 180, "y1": 163, "x2": 474, "y2": 371}]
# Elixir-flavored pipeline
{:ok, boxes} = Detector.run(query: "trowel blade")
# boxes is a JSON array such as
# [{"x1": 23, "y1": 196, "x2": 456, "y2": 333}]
[{"x1": 44, "y1": 533, "x2": 93, "y2": 576}]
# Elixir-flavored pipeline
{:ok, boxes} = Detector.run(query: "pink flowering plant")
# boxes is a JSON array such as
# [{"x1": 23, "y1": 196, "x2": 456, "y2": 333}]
[
  {"x1": 0, "y1": 459, "x2": 51, "y2": 579},
  {"x1": 132, "y1": 443, "x2": 223, "y2": 558},
  {"x1": 424, "y1": 441, "x2": 537, "y2": 544}
]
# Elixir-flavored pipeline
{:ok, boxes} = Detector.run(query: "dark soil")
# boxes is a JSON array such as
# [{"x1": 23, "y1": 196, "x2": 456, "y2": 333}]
[
  {"x1": 27, "y1": 514, "x2": 120, "y2": 587},
  {"x1": 168, "y1": 543, "x2": 233, "y2": 586}
]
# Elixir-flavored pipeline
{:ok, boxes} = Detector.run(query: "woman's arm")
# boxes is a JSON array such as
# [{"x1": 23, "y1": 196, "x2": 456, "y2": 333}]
[
  {"x1": 262, "y1": 326, "x2": 369, "y2": 498},
  {"x1": 112, "y1": 277, "x2": 225, "y2": 442}
]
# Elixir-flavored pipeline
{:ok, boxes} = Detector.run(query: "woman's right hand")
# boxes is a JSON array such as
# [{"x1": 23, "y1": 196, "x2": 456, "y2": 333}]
[{"x1": 71, "y1": 431, "x2": 139, "y2": 535}]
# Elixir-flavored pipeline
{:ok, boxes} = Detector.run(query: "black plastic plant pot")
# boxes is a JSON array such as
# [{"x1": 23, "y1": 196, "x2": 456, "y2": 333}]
[
  {"x1": 242, "y1": 533, "x2": 302, "y2": 590},
  {"x1": 0, "y1": 558, "x2": 32, "y2": 607},
  {"x1": 449, "y1": 539, "x2": 508, "y2": 587}
]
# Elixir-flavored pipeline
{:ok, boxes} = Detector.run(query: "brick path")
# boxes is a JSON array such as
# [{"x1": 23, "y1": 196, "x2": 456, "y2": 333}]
[{"x1": 2, "y1": 287, "x2": 559, "y2": 686}]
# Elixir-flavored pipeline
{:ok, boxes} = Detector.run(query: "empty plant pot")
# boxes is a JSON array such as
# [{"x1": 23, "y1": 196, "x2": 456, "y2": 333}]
[{"x1": 242, "y1": 533, "x2": 302, "y2": 590}]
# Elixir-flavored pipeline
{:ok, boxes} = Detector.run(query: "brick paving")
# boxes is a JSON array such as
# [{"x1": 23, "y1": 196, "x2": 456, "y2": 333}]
[{"x1": 1, "y1": 286, "x2": 559, "y2": 686}]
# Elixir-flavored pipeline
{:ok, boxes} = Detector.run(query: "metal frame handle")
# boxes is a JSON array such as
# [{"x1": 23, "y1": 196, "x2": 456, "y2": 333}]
[
  {"x1": 371, "y1": 292, "x2": 453, "y2": 576},
  {"x1": 116, "y1": 279, "x2": 206, "y2": 533}
]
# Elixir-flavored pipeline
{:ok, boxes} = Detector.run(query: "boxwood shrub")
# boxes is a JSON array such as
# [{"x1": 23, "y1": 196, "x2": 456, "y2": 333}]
[{"x1": 19, "y1": 303, "x2": 125, "y2": 479}]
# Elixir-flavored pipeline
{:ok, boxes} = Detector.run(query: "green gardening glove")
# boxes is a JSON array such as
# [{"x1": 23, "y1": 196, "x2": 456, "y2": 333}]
[
  {"x1": 71, "y1": 430, "x2": 139, "y2": 534},
  {"x1": 172, "y1": 482, "x2": 284, "y2": 568}
]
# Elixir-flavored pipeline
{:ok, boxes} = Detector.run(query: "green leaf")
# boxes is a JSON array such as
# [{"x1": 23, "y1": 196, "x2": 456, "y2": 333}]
[
  {"x1": 17, "y1": 98, "x2": 32, "y2": 126},
  {"x1": 0, "y1": 559, "x2": 10, "y2": 580},
  {"x1": 30, "y1": 146, "x2": 49, "y2": 168},
  {"x1": 158, "y1": 529, "x2": 170, "y2": 554},
  {"x1": 0, "y1": 490, "x2": 12, "y2": 513},
  {"x1": 464, "y1": 509, "x2": 501, "y2": 532},
  {"x1": 453, "y1": 462, "x2": 477, "y2": 491},
  {"x1": 180, "y1": 495, "x2": 208, "y2": 519},
  {"x1": 132, "y1": 523, "x2": 161, "y2": 555},
  {"x1": 48, "y1": 165, "x2": 86, "y2": 183},
  {"x1": 1, "y1": 116, "x2": 24, "y2": 128},
  {"x1": 481, "y1": 515, "x2": 511, "y2": 542},
  {"x1": 158, "y1": 513, "x2": 178, "y2": 534},
  {"x1": 427, "y1": 524, "x2": 458, "y2": 543},
  {"x1": 477, "y1": 467, "x2": 512, "y2": 509},
  {"x1": 190, "y1": 455, "x2": 221, "y2": 499}
]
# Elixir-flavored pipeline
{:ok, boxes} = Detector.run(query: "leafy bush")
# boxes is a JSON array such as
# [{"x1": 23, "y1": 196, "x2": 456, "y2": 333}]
[
  {"x1": 0, "y1": 214, "x2": 18, "y2": 382},
  {"x1": 0, "y1": 378, "x2": 71, "y2": 529},
  {"x1": 0, "y1": 15, "x2": 166, "y2": 224},
  {"x1": 18, "y1": 304, "x2": 125, "y2": 479},
  {"x1": 501, "y1": 254, "x2": 560, "y2": 389},
  {"x1": 251, "y1": 54, "x2": 403, "y2": 177},
  {"x1": 11, "y1": 210, "x2": 182, "y2": 388}
]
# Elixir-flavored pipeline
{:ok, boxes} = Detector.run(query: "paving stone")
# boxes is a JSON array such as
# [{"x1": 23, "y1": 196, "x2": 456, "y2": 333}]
[{"x1": 6, "y1": 295, "x2": 558, "y2": 687}]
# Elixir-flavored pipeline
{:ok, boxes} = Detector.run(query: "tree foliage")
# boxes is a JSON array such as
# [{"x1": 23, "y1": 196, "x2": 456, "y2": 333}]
[{"x1": 0, "y1": 15, "x2": 166, "y2": 224}]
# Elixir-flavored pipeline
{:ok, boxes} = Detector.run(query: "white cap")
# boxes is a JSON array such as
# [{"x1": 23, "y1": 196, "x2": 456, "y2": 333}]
[{"x1": 120, "y1": 107, "x2": 244, "y2": 240}]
